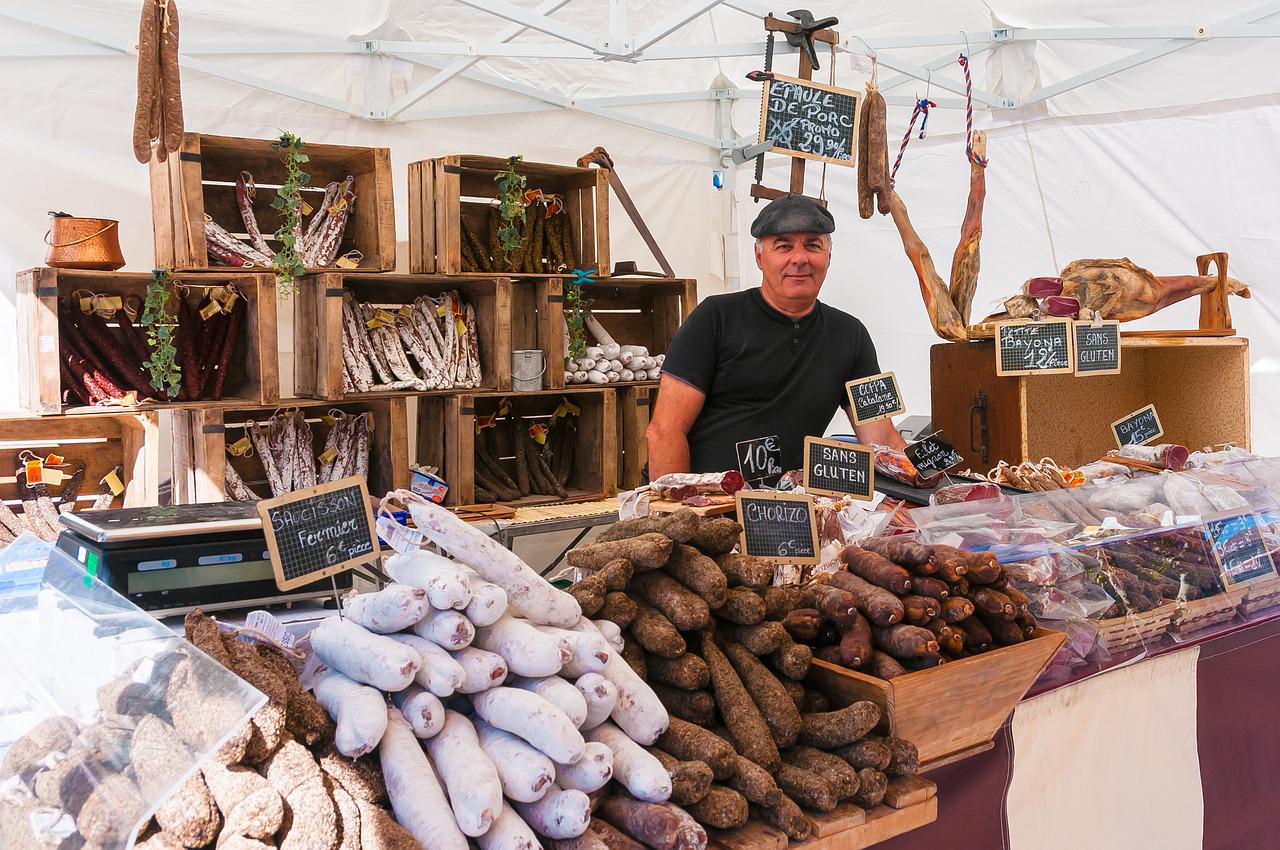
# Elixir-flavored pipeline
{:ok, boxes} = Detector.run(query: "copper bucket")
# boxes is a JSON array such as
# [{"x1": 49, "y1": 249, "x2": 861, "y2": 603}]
[{"x1": 44, "y1": 212, "x2": 125, "y2": 270}]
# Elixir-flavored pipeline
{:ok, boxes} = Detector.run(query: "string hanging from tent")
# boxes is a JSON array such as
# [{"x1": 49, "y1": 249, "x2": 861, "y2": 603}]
[
  {"x1": 889, "y1": 96, "x2": 936, "y2": 186},
  {"x1": 958, "y1": 53, "x2": 988, "y2": 168}
]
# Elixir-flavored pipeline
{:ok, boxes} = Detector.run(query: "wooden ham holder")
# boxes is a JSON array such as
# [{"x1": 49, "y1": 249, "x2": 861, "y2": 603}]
[{"x1": 750, "y1": 14, "x2": 839, "y2": 205}]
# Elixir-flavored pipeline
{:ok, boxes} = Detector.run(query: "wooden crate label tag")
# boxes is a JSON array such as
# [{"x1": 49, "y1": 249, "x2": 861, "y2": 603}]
[
  {"x1": 995, "y1": 319, "x2": 1074, "y2": 375},
  {"x1": 258, "y1": 476, "x2": 379, "y2": 592},
  {"x1": 101, "y1": 467, "x2": 125, "y2": 496},
  {"x1": 42, "y1": 467, "x2": 67, "y2": 486},
  {"x1": 1111, "y1": 404, "x2": 1162, "y2": 447},
  {"x1": 905, "y1": 431, "x2": 964, "y2": 476},
  {"x1": 1204, "y1": 512, "x2": 1279, "y2": 587},
  {"x1": 736, "y1": 434, "x2": 783, "y2": 489},
  {"x1": 846, "y1": 371, "x2": 905, "y2": 424},
  {"x1": 736, "y1": 490, "x2": 819, "y2": 564},
  {"x1": 760, "y1": 74, "x2": 860, "y2": 166},
  {"x1": 318, "y1": 446, "x2": 338, "y2": 465},
  {"x1": 227, "y1": 436, "x2": 253, "y2": 456},
  {"x1": 803, "y1": 436, "x2": 875, "y2": 500},
  {"x1": 1073, "y1": 320, "x2": 1121, "y2": 376}
]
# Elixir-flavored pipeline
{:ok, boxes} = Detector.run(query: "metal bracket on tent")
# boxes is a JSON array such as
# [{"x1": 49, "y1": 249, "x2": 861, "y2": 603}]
[
  {"x1": 722, "y1": 140, "x2": 774, "y2": 168},
  {"x1": 992, "y1": 28, "x2": 1014, "y2": 42}
]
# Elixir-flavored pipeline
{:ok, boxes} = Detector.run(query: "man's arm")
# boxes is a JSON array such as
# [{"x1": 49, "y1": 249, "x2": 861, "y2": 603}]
[
  {"x1": 847, "y1": 409, "x2": 909, "y2": 451},
  {"x1": 646, "y1": 374, "x2": 707, "y2": 478}
]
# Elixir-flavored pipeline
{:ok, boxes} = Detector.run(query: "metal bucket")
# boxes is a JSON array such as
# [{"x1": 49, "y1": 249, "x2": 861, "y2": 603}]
[
  {"x1": 511, "y1": 350, "x2": 546, "y2": 392},
  {"x1": 44, "y1": 214, "x2": 125, "y2": 270}
]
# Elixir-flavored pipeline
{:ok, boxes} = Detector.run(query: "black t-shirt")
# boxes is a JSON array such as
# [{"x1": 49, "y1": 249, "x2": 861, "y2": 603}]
[{"x1": 662, "y1": 287, "x2": 881, "y2": 474}]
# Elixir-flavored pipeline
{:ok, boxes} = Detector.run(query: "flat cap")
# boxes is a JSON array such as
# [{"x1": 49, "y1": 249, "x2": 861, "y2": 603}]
[{"x1": 750, "y1": 193, "x2": 835, "y2": 238}]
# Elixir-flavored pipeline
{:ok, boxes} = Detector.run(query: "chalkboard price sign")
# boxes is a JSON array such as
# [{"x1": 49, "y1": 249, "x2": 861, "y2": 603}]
[
  {"x1": 736, "y1": 435, "x2": 784, "y2": 489},
  {"x1": 735, "y1": 490, "x2": 819, "y2": 565},
  {"x1": 257, "y1": 476, "x2": 379, "y2": 591},
  {"x1": 1111, "y1": 404, "x2": 1163, "y2": 448},
  {"x1": 759, "y1": 74, "x2": 859, "y2": 166},
  {"x1": 803, "y1": 437, "x2": 875, "y2": 500},
  {"x1": 905, "y1": 431, "x2": 964, "y2": 477},
  {"x1": 1204, "y1": 512, "x2": 1278, "y2": 587},
  {"x1": 995, "y1": 319, "x2": 1075, "y2": 376},
  {"x1": 1073, "y1": 320, "x2": 1122, "y2": 376},
  {"x1": 846, "y1": 371, "x2": 905, "y2": 424}
]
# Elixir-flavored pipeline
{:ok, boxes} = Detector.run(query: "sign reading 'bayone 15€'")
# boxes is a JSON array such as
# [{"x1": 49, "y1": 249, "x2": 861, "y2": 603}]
[
  {"x1": 257, "y1": 476, "x2": 379, "y2": 591},
  {"x1": 846, "y1": 371, "x2": 905, "y2": 424},
  {"x1": 735, "y1": 490, "x2": 819, "y2": 565},
  {"x1": 1111, "y1": 404, "x2": 1163, "y2": 448},
  {"x1": 803, "y1": 436, "x2": 875, "y2": 500}
]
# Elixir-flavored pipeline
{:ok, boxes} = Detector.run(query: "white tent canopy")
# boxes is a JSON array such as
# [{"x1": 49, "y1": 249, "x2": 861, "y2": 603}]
[{"x1": 2, "y1": 0, "x2": 1277, "y2": 450}]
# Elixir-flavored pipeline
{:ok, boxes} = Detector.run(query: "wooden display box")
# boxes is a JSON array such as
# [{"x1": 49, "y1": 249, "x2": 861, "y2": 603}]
[
  {"x1": 618, "y1": 384, "x2": 656, "y2": 490},
  {"x1": 552, "y1": 277, "x2": 695, "y2": 389},
  {"x1": 150, "y1": 133, "x2": 395, "y2": 272},
  {"x1": 930, "y1": 337, "x2": 1251, "y2": 470},
  {"x1": 438, "y1": 388, "x2": 616, "y2": 507},
  {"x1": 409, "y1": 155, "x2": 609, "y2": 276},
  {"x1": 170, "y1": 398, "x2": 408, "y2": 504},
  {"x1": 293, "y1": 273, "x2": 514, "y2": 400},
  {"x1": 0, "y1": 413, "x2": 159, "y2": 510},
  {"x1": 17, "y1": 268, "x2": 278, "y2": 416},
  {"x1": 807, "y1": 628, "x2": 1066, "y2": 769}
]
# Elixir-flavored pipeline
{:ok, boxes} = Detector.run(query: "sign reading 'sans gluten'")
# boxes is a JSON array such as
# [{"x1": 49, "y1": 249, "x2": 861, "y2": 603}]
[
  {"x1": 1111, "y1": 404, "x2": 1163, "y2": 448},
  {"x1": 735, "y1": 490, "x2": 819, "y2": 565},
  {"x1": 995, "y1": 319, "x2": 1074, "y2": 376},
  {"x1": 258, "y1": 476, "x2": 379, "y2": 591},
  {"x1": 1073, "y1": 320, "x2": 1122, "y2": 376},
  {"x1": 905, "y1": 431, "x2": 964, "y2": 477},
  {"x1": 1204, "y1": 512, "x2": 1278, "y2": 587},
  {"x1": 736, "y1": 435, "x2": 783, "y2": 490},
  {"x1": 803, "y1": 437, "x2": 875, "y2": 500},
  {"x1": 759, "y1": 74, "x2": 860, "y2": 166},
  {"x1": 846, "y1": 371, "x2": 905, "y2": 424}
]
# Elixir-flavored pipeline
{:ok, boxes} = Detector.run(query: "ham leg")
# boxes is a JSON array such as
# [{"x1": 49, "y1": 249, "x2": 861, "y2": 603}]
[
  {"x1": 1058, "y1": 258, "x2": 1250, "y2": 322},
  {"x1": 887, "y1": 189, "x2": 969, "y2": 341},
  {"x1": 948, "y1": 131, "x2": 987, "y2": 325}
]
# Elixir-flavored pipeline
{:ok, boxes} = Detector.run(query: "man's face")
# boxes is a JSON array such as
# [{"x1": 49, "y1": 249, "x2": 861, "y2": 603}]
[{"x1": 755, "y1": 232, "x2": 831, "y2": 302}]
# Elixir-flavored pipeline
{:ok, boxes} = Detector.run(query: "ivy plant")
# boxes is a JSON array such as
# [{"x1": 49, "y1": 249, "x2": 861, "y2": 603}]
[
  {"x1": 140, "y1": 269, "x2": 181, "y2": 397},
  {"x1": 563, "y1": 274, "x2": 593, "y2": 360},
  {"x1": 493, "y1": 155, "x2": 528, "y2": 264},
  {"x1": 270, "y1": 131, "x2": 309, "y2": 297}
]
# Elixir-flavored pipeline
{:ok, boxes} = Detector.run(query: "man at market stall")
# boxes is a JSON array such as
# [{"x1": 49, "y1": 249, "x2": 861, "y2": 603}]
[{"x1": 647, "y1": 193, "x2": 907, "y2": 478}]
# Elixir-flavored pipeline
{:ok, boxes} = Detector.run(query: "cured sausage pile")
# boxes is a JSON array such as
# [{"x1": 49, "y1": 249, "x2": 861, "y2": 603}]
[
  {"x1": 564, "y1": 313, "x2": 663, "y2": 385},
  {"x1": 795, "y1": 539, "x2": 1038, "y2": 677},
  {"x1": 224, "y1": 409, "x2": 371, "y2": 501},
  {"x1": 563, "y1": 510, "x2": 923, "y2": 840},
  {"x1": 472, "y1": 402, "x2": 578, "y2": 503},
  {"x1": 0, "y1": 461, "x2": 112, "y2": 546},
  {"x1": 59, "y1": 289, "x2": 245, "y2": 406},
  {"x1": 341, "y1": 291, "x2": 482, "y2": 394},
  {"x1": 207, "y1": 172, "x2": 356, "y2": 270},
  {"x1": 0, "y1": 608, "x2": 420, "y2": 850},
  {"x1": 304, "y1": 492, "x2": 685, "y2": 850},
  {"x1": 460, "y1": 197, "x2": 580, "y2": 274}
]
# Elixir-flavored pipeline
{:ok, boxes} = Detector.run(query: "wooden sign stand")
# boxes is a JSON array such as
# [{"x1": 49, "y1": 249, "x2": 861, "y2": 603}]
[{"x1": 751, "y1": 14, "x2": 840, "y2": 205}]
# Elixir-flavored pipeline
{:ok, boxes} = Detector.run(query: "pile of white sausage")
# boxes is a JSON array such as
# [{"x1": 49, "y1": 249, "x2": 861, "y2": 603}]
[
  {"x1": 307, "y1": 492, "x2": 672, "y2": 850},
  {"x1": 564, "y1": 314, "x2": 663, "y2": 385}
]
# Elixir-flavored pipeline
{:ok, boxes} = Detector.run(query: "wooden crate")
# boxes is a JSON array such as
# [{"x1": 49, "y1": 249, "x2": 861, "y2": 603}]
[
  {"x1": 17, "y1": 268, "x2": 278, "y2": 416},
  {"x1": 0, "y1": 413, "x2": 159, "y2": 513},
  {"x1": 439, "y1": 388, "x2": 616, "y2": 507},
  {"x1": 510, "y1": 278, "x2": 566, "y2": 392},
  {"x1": 618, "y1": 384, "x2": 656, "y2": 490},
  {"x1": 293, "y1": 272, "x2": 513, "y2": 400},
  {"x1": 807, "y1": 628, "x2": 1066, "y2": 769},
  {"x1": 150, "y1": 132, "x2": 395, "y2": 272},
  {"x1": 1094, "y1": 602, "x2": 1180, "y2": 653},
  {"x1": 409, "y1": 155, "x2": 609, "y2": 276},
  {"x1": 552, "y1": 277, "x2": 696, "y2": 388},
  {"x1": 930, "y1": 337, "x2": 1250, "y2": 470},
  {"x1": 171, "y1": 398, "x2": 408, "y2": 504},
  {"x1": 708, "y1": 777, "x2": 937, "y2": 850}
]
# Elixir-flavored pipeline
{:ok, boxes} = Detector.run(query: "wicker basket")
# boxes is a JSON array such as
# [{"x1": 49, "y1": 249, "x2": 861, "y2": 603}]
[
  {"x1": 44, "y1": 215, "x2": 124, "y2": 270},
  {"x1": 1238, "y1": 575, "x2": 1280, "y2": 616},
  {"x1": 1170, "y1": 588, "x2": 1248, "y2": 637},
  {"x1": 1095, "y1": 602, "x2": 1180, "y2": 652}
]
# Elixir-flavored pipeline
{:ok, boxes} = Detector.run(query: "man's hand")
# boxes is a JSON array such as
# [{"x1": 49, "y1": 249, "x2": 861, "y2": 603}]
[
  {"x1": 849, "y1": 409, "x2": 909, "y2": 451},
  {"x1": 646, "y1": 374, "x2": 707, "y2": 478}
]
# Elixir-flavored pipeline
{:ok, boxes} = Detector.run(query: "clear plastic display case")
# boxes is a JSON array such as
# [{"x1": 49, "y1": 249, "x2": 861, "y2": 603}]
[
  {"x1": 910, "y1": 465, "x2": 1280, "y2": 680},
  {"x1": 0, "y1": 551, "x2": 264, "y2": 848}
]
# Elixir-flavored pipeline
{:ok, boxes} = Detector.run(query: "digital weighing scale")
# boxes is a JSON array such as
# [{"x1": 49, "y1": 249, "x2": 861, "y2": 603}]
[{"x1": 52, "y1": 503, "x2": 352, "y2": 618}]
